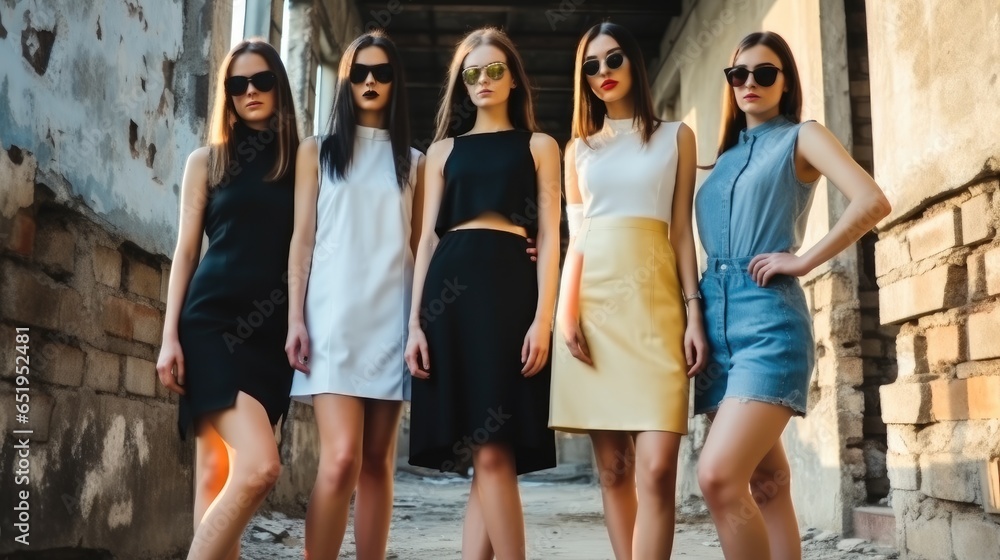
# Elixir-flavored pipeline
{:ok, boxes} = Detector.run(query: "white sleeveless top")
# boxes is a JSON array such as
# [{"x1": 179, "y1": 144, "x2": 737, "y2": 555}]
[
  {"x1": 290, "y1": 126, "x2": 421, "y2": 403},
  {"x1": 575, "y1": 118, "x2": 681, "y2": 223}
]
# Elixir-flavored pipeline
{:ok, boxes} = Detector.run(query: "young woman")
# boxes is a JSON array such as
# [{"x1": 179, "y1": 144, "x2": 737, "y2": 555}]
[
  {"x1": 693, "y1": 31, "x2": 890, "y2": 559},
  {"x1": 404, "y1": 27, "x2": 561, "y2": 560},
  {"x1": 282, "y1": 31, "x2": 423, "y2": 560},
  {"x1": 155, "y1": 39, "x2": 299, "y2": 560},
  {"x1": 548, "y1": 22, "x2": 707, "y2": 559}
]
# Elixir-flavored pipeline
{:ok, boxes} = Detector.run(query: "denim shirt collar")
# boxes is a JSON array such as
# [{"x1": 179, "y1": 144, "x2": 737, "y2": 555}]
[{"x1": 740, "y1": 114, "x2": 791, "y2": 143}]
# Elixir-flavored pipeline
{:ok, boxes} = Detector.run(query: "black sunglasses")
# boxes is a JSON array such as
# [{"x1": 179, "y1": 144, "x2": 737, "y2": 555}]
[
  {"x1": 350, "y1": 63, "x2": 394, "y2": 84},
  {"x1": 582, "y1": 52, "x2": 625, "y2": 77},
  {"x1": 225, "y1": 71, "x2": 277, "y2": 96},
  {"x1": 724, "y1": 65, "x2": 782, "y2": 87},
  {"x1": 461, "y1": 62, "x2": 508, "y2": 86}
]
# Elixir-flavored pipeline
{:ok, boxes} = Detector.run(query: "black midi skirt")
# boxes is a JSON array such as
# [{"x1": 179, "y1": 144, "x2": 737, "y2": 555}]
[{"x1": 409, "y1": 229, "x2": 556, "y2": 475}]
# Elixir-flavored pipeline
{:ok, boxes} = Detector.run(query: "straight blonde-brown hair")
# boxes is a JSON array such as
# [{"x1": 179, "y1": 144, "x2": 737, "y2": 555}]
[{"x1": 207, "y1": 39, "x2": 299, "y2": 187}]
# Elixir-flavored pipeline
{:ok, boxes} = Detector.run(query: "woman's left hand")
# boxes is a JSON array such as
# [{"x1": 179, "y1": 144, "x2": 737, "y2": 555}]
[
  {"x1": 683, "y1": 309, "x2": 708, "y2": 378},
  {"x1": 521, "y1": 319, "x2": 551, "y2": 377},
  {"x1": 748, "y1": 252, "x2": 810, "y2": 287}
]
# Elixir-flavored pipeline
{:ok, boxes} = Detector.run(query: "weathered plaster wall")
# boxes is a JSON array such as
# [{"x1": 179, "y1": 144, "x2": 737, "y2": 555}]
[
  {"x1": 867, "y1": 0, "x2": 1000, "y2": 228},
  {"x1": 0, "y1": 0, "x2": 219, "y2": 258},
  {"x1": 652, "y1": 0, "x2": 866, "y2": 533},
  {"x1": 869, "y1": 2, "x2": 1000, "y2": 558}
]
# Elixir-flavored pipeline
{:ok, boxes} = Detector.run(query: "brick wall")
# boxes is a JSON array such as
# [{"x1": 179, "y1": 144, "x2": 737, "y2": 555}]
[
  {"x1": 0, "y1": 146, "x2": 192, "y2": 557},
  {"x1": 876, "y1": 177, "x2": 1000, "y2": 559}
]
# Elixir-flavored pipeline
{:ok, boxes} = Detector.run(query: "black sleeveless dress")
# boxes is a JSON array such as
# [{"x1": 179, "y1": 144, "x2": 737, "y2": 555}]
[
  {"x1": 408, "y1": 129, "x2": 556, "y2": 475},
  {"x1": 176, "y1": 121, "x2": 295, "y2": 438}
]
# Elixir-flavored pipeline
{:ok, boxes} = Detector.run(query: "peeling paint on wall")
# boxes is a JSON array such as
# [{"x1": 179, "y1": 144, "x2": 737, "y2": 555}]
[{"x1": 0, "y1": 0, "x2": 210, "y2": 256}]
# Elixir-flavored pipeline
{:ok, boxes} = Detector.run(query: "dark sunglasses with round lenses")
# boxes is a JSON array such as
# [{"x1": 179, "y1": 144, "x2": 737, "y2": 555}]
[
  {"x1": 461, "y1": 62, "x2": 508, "y2": 86},
  {"x1": 225, "y1": 71, "x2": 278, "y2": 96},
  {"x1": 724, "y1": 65, "x2": 782, "y2": 87},
  {"x1": 582, "y1": 52, "x2": 625, "y2": 77},
  {"x1": 350, "y1": 63, "x2": 394, "y2": 84}
]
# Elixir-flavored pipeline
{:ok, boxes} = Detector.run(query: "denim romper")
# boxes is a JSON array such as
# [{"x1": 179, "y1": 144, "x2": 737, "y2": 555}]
[{"x1": 693, "y1": 115, "x2": 818, "y2": 415}]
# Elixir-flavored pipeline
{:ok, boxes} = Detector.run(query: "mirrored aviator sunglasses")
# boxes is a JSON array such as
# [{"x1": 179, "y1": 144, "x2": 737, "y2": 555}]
[
  {"x1": 224, "y1": 71, "x2": 278, "y2": 96},
  {"x1": 582, "y1": 52, "x2": 624, "y2": 77},
  {"x1": 350, "y1": 63, "x2": 394, "y2": 84},
  {"x1": 723, "y1": 66, "x2": 781, "y2": 87},
  {"x1": 461, "y1": 62, "x2": 507, "y2": 86}
]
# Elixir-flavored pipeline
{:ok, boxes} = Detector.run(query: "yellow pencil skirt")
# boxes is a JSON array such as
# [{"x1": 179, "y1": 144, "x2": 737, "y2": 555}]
[{"x1": 549, "y1": 216, "x2": 690, "y2": 434}]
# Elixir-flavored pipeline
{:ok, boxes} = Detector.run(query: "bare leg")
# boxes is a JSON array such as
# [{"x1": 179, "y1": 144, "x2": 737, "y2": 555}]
[
  {"x1": 751, "y1": 440, "x2": 801, "y2": 560},
  {"x1": 697, "y1": 399, "x2": 793, "y2": 560},
  {"x1": 355, "y1": 399, "x2": 404, "y2": 560},
  {"x1": 186, "y1": 392, "x2": 281, "y2": 560},
  {"x1": 590, "y1": 431, "x2": 637, "y2": 560},
  {"x1": 304, "y1": 394, "x2": 365, "y2": 560},
  {"x1": 462, "y1": 475, "x2": 495, "y2": 560},
  {"x1": 193, "y1": 422, "x2": 238, "y2": 560},
  {"x1": 632, "y1": 431, "x2": 682, "y2": 559},
  {"x1": 467, "y1": 443, "x2": 525, "y2": 560}
]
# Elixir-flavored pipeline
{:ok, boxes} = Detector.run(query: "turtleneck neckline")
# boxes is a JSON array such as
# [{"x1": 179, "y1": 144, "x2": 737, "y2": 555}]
[
  {"x1": 602, "y1": 116, "x2": 638, "y2": 136},
  {"x1": 357, "y1": 125, "x2": 391, "y2": 141}
]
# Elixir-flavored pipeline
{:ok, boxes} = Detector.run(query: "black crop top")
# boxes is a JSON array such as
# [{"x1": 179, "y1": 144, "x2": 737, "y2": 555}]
[{"x1": 435, "y1": 129, "x2": 538, "y2": 238}]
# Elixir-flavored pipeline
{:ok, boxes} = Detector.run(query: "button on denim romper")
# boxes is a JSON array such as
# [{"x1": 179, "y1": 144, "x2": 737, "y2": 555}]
[{"x1": 693, "y1": 115, "x2": 818, "y2": 415}]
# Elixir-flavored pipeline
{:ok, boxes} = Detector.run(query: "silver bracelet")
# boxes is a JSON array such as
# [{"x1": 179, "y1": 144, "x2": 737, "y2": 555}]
[{"x1": 683, "y1": 291, "x2": 703, "y2": 306}]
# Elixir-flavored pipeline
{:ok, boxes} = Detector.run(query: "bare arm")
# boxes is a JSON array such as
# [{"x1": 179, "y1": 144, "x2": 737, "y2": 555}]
[
  {"x1": 403, "y1": 140, "x2": 451, "y2": 378},
  {"x1": 156, "y1": 147, "x2": 210, "y2": 393},
  {"x1": 669, "y1": 123, "x2": 701, "y2": 303},
  {"x1": 530, "y1": 133, "x2": 562, "y2": 328},
  {"x1": 750, "y1": 122, "x2": 892, "y2": 285},
  {"x1": 670, "y1": 123, "x2": 708, "y2": 375},
  {"x1": 287, "y1": 137, "x2": 320, "y2": 327},
  {"x1": 409, "y1": 154, "x2": 427, "y2": 257},
  {"x1": 555, "y1": 139, "x2": 593, "y2": 365},
  {"x1": 162, "y1": 148, "x2": 210, "y2": 342},
  {"x1": 557, "y1": 140, "x2": 583, "y2": 325},
  {"x1": 795, "y1": 122, "x2": 891, "y2": 269},
  {"x1": 283, "y1": 137, "x2": 320, "y2": 370},
  {"x1": 407, "y1": 139, "x2": 451, "y2": 330}
]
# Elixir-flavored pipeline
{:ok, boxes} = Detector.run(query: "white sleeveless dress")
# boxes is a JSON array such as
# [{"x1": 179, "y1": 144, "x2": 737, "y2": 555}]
[{"x1": 290, "y1": 126, "x2": 420, "y2": 403}]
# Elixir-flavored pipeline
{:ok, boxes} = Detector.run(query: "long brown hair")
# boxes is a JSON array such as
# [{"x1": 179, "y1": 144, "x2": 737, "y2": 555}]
[
  {"x1": 207, "y1": 39, "x2": 299, "y2": 187},
  {"x1": 572, "y1": 22, "x2": 660, "y2": 147},
  {"x1": 709, "y1": 31, "x2": 802, "y2": 164},
  {"x1": 433, "y1": 27, "x2": 538, "y2": 141},
  {"x1": 321, "y1": 30, "x2": 411, "y2": 189}
]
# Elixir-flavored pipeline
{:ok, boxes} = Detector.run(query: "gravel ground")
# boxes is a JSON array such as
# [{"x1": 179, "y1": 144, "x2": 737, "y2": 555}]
[{"x1": 240, "y1": 469, "x2": 899, "y2": 559}]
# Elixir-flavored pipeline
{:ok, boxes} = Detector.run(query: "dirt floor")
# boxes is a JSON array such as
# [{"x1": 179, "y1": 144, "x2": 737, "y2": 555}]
[{"x1": 240, "y1": 469, "x2": 899, "y2": 559}]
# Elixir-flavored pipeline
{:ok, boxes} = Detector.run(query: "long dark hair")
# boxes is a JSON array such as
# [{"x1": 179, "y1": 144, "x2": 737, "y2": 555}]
[
  {"x1": 320, "y1": 30, "x2": 411, "y2": 189},
  {"x1": 433, "y1": 27, "x2": 538, "y2": 141},
  {"x1": 573, "y1": 22, "x2": 660, "y2": 147},
  {"x1": 711, "y1": 31, "x2": 802, "y2": 162},
  {"x1": 207, "y1": 39, "x2": 299, "y2": 187}
]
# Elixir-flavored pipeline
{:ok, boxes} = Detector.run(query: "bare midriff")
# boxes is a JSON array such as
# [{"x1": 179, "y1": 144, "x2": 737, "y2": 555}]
[{"x1": 448, "y1": 211, "x2": 528, "y2": 238}]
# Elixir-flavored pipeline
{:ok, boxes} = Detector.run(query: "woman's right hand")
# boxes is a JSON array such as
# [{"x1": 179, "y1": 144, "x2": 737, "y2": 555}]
[
  {"x1": 285, "y1": 321, "x2": 311, "y2": 373},
  {"x1": 156, "y1": 339, "x2": 187, "y2": 395},
  {"x1": 405, "y1": 327, "x2": 431, "y2": 379},
  {"x1": 559, "y1": 312, "x2": 593, "y2": 366}
]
